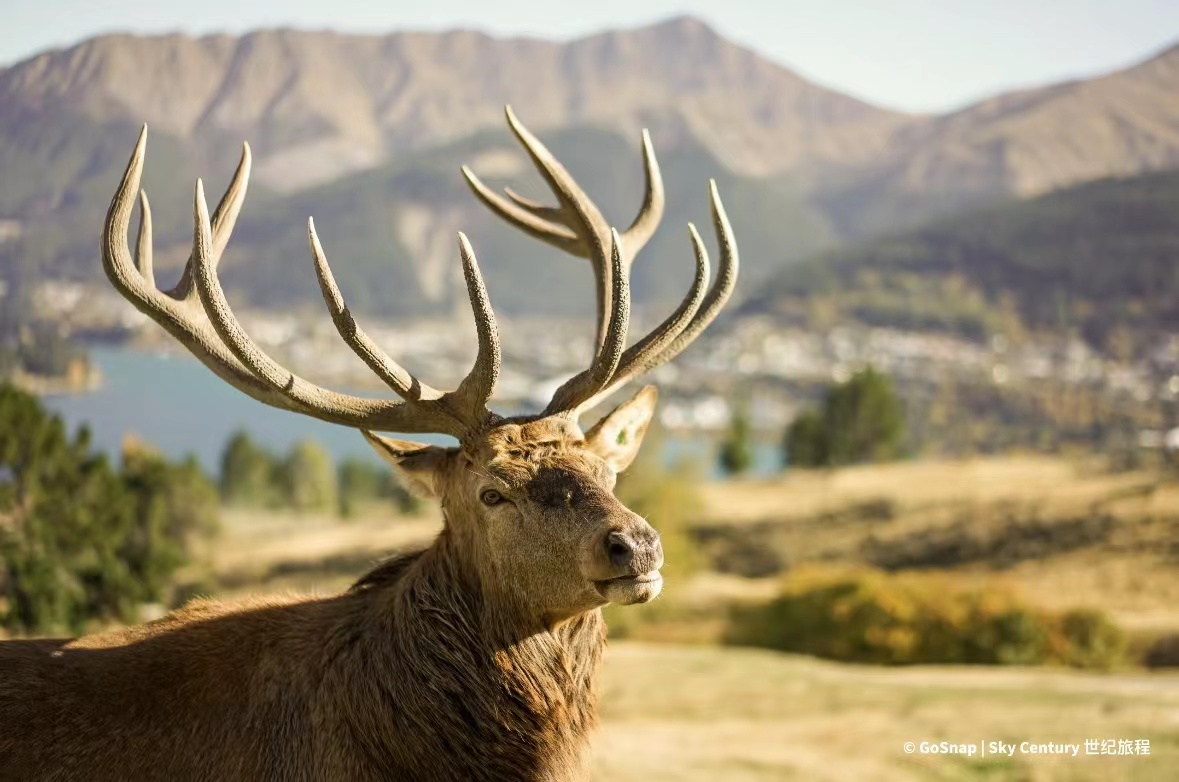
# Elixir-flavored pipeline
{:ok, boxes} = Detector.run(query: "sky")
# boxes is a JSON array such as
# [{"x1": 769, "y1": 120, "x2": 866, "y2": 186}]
[{"x1": 3, "y1": 0, "x2": 1179, "y2": 113}]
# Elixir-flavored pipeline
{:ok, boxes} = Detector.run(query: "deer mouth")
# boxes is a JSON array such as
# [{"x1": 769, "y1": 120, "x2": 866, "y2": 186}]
[{"x1": 594, "y1": 571, "x2": 663, "y2": 605}]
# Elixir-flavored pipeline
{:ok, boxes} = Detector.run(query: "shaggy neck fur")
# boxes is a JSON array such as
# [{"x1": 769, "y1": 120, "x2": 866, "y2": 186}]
[{"x1": 335, "y1": 523, "x2": 606, "y2": 781}]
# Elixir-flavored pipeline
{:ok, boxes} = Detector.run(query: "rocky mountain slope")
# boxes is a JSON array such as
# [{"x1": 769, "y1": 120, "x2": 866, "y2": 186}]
[
  {"x1": 0, "y1": 16, "x2": 912, "y2": 191},
  {"x1": 4, "y1": 17, "x2": 1179, "y2": 317}
]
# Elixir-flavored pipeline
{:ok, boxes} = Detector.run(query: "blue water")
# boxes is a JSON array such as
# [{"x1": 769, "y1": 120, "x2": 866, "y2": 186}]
[{"x1": 41, "y1": 346, "x2": 782, "y2": 478}]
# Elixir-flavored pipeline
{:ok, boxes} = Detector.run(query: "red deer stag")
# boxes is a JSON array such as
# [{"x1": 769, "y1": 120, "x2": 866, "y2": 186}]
[{"x1": 0, "y1": 106, "x2": 737, "y2": 781}]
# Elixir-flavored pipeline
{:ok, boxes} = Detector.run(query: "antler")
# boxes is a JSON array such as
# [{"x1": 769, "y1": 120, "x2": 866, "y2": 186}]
[
  {"x1": 462, "y1": 107, "x2": 738, "y2": 418},
  {"x1": 102, "y1": 126, "x2": 501, "y2": 439}
]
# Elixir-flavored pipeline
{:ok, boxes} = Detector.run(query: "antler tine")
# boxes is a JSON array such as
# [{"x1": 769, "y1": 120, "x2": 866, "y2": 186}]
[
  {"x1": 462, "y1": 110, "x2": 665, "y2": 269},
  {"x1": 451, "y1": 232, "x2": 503, "y2": 417},
  {"x1": 463, "y1": 106, "x2": 665, "y2": 352},
  {"x1": 656, "y1": 181, "x2": 739, "y2": 362},
  {"x1": 102, "y1": 126, "x2": 291, "y2": 409},
  {"x1": 544, "y1": 230, "x2": 631, "y2": 415},
  {"x1": 102, "y1": 127, "x2": 499, "y2": 438},
  {"x1": 308, "y1": 222, "x2": 501, "y2": 420},
  {"x1": 134, "y1": 190, "x2": 154, "y2": 287},
  {"x1": 168, "y1": 141, "x2": 252, "y2": 301},
  {"x1": 620, "y1": 129, "x2": 665, "y2": 257},
  {"x1": 307, "y1": 217, "x2": 433, "y2": 400},
  {"x1": 576, "y1": 180, "x2": 739, "y2": 415}
]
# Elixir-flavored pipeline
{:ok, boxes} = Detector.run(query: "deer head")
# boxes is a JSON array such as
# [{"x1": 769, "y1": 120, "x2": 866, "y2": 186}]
[{"x1": 100, "y1": 107, "x2": 737, "y2": 627}]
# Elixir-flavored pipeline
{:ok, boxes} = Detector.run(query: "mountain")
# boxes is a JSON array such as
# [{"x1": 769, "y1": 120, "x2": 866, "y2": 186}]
[
  {"x1": 747, "y1": 168, "x2": 1179, "y2": 353},
  {"x1": 819, "y1": 43, "x2": 1179, "y2": 238},
  {"x1": 217, "y1": 125, "x2": 832, "y2": 317},
  {"x1": 0, "y1": 119, "x2": 833, "y2": 318},
  {"x1": 0, "y1": 17, "x2": 912, "y2": 192},
  {"x1": 6, "y1": 18, "x2": 1179, "y2": 320}
]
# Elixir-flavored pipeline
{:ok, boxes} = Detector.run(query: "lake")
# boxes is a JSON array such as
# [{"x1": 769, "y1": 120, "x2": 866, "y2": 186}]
[{"x1": 41, "y1": 346, "x2": 783, "y2": 478}]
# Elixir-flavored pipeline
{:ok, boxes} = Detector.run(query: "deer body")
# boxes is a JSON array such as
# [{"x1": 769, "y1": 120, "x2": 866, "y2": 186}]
[
  {"x1": 0, "y1": 106, "x2": 737, "y2": 779},
  {"x1": 2, "y1": 543, "x2": 602, "y2": 781}
]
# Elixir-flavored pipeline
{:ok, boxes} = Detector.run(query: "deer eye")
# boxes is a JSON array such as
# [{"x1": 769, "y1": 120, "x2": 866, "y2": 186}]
[{"x1": 480, "y1": 489, "x2": 506, "y2": 506}]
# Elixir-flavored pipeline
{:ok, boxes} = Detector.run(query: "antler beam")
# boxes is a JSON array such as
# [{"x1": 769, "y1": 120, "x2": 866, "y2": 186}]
[
  {"x1": 101, "y1": 126, "x2": 501, "y2": 439},
  {"x1": 462, "y1": 108, "x2": 738, "y2": 419}
]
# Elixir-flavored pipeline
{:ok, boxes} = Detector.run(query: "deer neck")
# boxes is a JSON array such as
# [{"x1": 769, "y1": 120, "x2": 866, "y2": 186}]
[{"x1": 344, "y1": 528, "x2": 605, "y2": 779}]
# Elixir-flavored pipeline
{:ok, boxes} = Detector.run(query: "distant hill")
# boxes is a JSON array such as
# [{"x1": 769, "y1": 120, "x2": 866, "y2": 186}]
[
  {"x1": 0, "y1": 121, "x2": 832, "y2": 318},
  {"x1": 818, "y1": 42, "x2": 1179, "y2": 238},
  {"x1": 746, "y1": 169, "x2": 1179, "y2": 353},
  {"x1": 0, "y1": 17, "x2": 910, "y2": 192},
  {"x1": 6, "y1": 18, "x2": 1179, "y2": 318}
]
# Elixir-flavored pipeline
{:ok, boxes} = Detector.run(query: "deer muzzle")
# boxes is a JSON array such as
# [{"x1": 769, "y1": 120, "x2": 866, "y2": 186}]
[{"x1": 593, "y1": 523, "x2": 663, "y2": 604}]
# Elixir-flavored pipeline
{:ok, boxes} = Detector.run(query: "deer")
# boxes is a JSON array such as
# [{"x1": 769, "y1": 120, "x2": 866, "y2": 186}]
[{"x1": 0, "y1": 107, "x2": 737, "y2": 782}]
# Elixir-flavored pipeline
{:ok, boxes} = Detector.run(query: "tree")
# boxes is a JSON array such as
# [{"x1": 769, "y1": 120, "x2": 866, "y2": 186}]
[
  {"x1": 281, "y1": 440, "x2": 338, "y2": 513},
  {"x1": 121, "y1": 437, "x2": 219, "y2": 599},
  {"x1": 0, "y1": 383, "x2": 213, "y2": 634},
  {"x1": 718, "y1": 399, "x2": 754, "y2": 476},
  {"x1": 785, "y1": 367, "x2": 905, "y2": 468},
  {"x1": 219, "y1": 430, "x2": 280, "y2": 508}
]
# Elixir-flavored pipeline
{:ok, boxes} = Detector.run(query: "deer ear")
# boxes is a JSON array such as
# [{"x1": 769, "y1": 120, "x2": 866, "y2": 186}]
[
  {"x1": 585, "y1": 385, "x2": 658, "y2": 473},
  {"x1": 362, "y1": 432, "x2": 451, "y2": 498}
]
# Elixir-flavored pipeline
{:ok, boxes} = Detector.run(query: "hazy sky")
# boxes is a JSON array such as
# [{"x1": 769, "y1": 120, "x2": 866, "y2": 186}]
[{"x1": 4, "y1": 0, "x2": 1178, "y2": 113}]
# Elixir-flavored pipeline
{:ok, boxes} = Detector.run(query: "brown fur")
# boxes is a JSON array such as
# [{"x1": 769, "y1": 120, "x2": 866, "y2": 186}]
[{"x1": 0, "y1": 393, "x2": 661, "y2": 781}]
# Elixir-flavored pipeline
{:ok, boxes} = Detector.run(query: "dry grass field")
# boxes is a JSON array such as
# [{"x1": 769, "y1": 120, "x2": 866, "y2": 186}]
[
  {"x1": 186, "y1": 455, "x2": 1179, "y2": 780},
  {"x1": 594, "y1": 643, "x2": 1179, "y2": 781},
  {"x1": 694, "y1": 456, "x2": 1179, "y2": 635}
]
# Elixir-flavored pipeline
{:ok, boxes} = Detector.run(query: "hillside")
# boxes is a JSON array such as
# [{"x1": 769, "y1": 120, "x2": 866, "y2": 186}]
[
  {"x1": 0, "y1": 120, "x2": 832, "y2": 317},
  {"x1": 0, "y1": 17, "x2": 911, "y2": 191},
  {"x1": 7, "y1": 19, "x2": 1179, "y2": 318},
  {"x1": 820, "y1": 42, "x2": 1179, "y2": 237},
  {"x1": 748, "y1": 168, "x2": 1179, "y2": 352}
]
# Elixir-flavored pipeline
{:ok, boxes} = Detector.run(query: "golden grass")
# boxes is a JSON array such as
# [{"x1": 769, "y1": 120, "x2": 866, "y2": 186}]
[
  {"x1": 695, "y1": 456, "x2": 1179, "y2": 635},
  {"x1": 696, "y1": 455, "x2": 1147, "y2": 526},
  {"x1": 593, "y1": 643, "x2": 1179, "y2": 781},
  {"x1": 185, "y1": 505, "x2": 442, "y2": 597},
  {"x1": 175, "y1": 456, "x2": 1179, "y2": 780}
]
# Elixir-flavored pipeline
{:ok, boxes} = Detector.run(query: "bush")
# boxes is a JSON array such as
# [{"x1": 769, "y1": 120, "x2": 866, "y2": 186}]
[
  {"x1": 120, "y1": 438, "x2": 220, "y2": 602},
  {"x1": 1143, "y1": 634, "x2": 1179, "y2": 669},
  {"x1": 727, "y1": 566, "x2": 1125, "y2": 670}
]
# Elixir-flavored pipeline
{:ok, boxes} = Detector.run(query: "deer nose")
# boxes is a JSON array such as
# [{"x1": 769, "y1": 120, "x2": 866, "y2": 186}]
[
  {"x1": 606, "y1": 531, "x2": 635, "y2": 569},
  {"x1": 604, "y1": 530, "x2": 663, "y2": 573}
]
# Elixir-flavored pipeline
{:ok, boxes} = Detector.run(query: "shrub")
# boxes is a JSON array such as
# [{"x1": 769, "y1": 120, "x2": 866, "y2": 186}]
[
  {"x1": 1143, "y1": 634, "x2": 1179, "y2": 669},
  {"x1": 1056, "y1": 609, "x2": 1126, "y2": 671},
  {"x1": 727, "y1": 566, "x2": 1125, "y2": 670}
]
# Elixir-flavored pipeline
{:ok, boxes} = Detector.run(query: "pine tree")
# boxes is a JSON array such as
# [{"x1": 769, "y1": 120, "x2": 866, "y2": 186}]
[
  {"x1": 718, "y1": 400, "x2": 755, "y2": 476},
  {"x1": 0, "y1": 383, "x2": 214, "y2": 634},
  {"x1": 785, "y1": 367, "x2": 905, "y2": 468},
  {"x1": 281, "y1": 440, "x2": 338, "y2": 513},
  {"x1": 219, "y1": 430, "x2": 280, "y2": 507}
]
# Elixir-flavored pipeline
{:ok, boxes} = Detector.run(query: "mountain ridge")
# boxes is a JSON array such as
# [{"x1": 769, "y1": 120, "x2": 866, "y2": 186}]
[
  {"x1": 749, "y1": 166, "x2": 1179, "y2": 352},
  {"x1": 5, "y1": 17, "x2": 1179, "y2": 319},
  {"x1": 0, "y1": 16, "x2": 913, "y2": 191}
]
